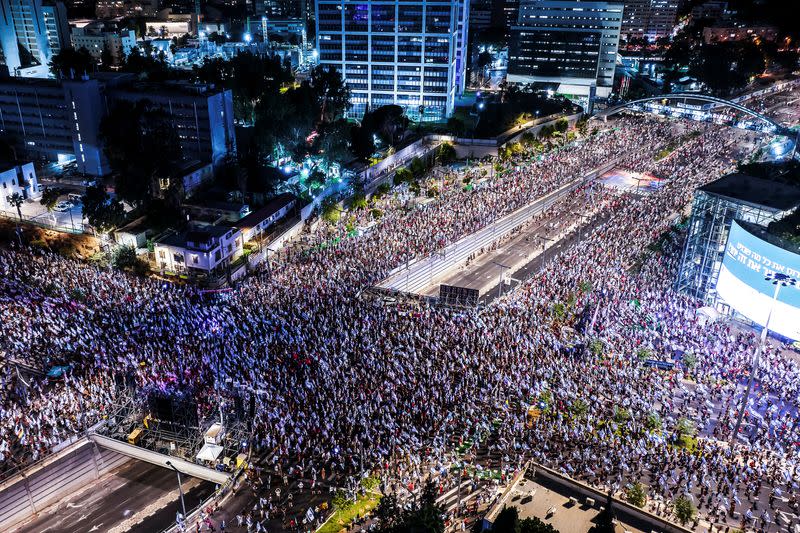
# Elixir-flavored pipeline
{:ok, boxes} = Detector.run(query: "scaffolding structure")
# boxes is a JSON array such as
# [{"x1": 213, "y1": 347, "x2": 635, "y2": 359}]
[{"x1": 675, "y1": 190, "x2": 791, "y2": 304}]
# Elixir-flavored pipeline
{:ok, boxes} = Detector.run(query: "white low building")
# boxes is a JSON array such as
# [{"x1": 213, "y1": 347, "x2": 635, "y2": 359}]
[
  {"x1": 233, "y1": 193, "x2": 296, "y2": 243},
  {"x1": 155, "y1": 224, "x2": 243, "y2": 274},
  {"x1": 0, "y1": 161, "x2": 40, "y2": 211}
]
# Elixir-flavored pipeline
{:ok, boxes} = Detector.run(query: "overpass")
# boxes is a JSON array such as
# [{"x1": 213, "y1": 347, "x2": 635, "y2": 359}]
[
  {"x1": 88, "y1": 433, "x2": 232, "y2": 484},
  {"x1": 594, "y1": 93, "x2": 796, "y2": 138}
]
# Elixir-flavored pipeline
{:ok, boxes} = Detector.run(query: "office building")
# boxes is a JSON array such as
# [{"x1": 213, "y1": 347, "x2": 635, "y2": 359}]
[
  {"x1": 508, "y1": 0, "x2": 623, "y2": 100},
  {"x1": 0, "y1": 77, "x2": 107, "y2": 173},
  {"x1": 315, "y1": 0, "x2": 469, "y2": 120},
  {"x1": 491, "y1": 0, "x2": 519, "y2": 37},
  {"x1": 469, "y1": 0, "x2": 493, "y2": 32},
  {"x1": 107, "y1": 80, "x2": 237, "y2": 166},
  {"x1": 94, "y1": 0, "x2": 159, "y2": 18},
  {"x1": 0, "y1": 0, "x2": 69, "y2": 78},
  {"x1": 0, "y1": 74, "x2": 237, "y2": 176},
  {"x1": 42, "y1": 1, "x2": 69, "y2": 57},
  {"x1": 620, "y1": 0, "x2": 677, "y2": 41},
  {"x1": 71, "y1": 22, "x2": 137, "y2": 65}
]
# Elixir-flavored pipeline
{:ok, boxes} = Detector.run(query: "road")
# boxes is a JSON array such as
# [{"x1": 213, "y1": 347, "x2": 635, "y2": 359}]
[
  {"x1": 15, "y1": 461, "x2": 215, "y2": 533},
  {"x1": 379, "y1": 161, "x2": 617, "y2": 295}
]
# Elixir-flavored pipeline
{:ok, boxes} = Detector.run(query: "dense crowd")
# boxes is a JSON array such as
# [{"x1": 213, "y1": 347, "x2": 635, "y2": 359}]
[{"x1": 1, "y1": 108, "x2": 799, "y2": 532}]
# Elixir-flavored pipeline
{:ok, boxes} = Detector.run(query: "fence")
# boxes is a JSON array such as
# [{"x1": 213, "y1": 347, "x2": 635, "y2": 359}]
[
  {"x1": 0, "y1": 437, "x2": 129, "y2": 531},
  {"x1": 0, "y1": 207, "x2": 84, "y2": 234}
]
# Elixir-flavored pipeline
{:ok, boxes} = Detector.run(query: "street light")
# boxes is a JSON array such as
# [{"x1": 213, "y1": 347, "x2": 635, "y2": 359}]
[
  {"x1": 492, "y1": 261, "x2": 511, "y2": 299},
  {"x1": 165, "y1": 460, "x2": 187, "y2": 524},
  {"x1": 730, "y1": 272, "x2": 797, "y2": 444},
  {"x1": 571, "y1": 212, "x2": 590, "y2": 242},
  {"x1": 537, "y1": 235, "x2": 554, "y2": 271}
]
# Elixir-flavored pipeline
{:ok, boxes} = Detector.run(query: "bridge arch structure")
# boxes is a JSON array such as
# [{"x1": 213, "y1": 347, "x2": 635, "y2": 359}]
[{"x1": 594, "y1": 93, "x2": 795, "y2": 138}]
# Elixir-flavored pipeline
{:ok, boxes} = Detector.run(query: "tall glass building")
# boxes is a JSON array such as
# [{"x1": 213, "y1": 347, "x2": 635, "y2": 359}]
[
  {"x1": 315, "y1": 0, "x2": 469, "y2": 121},
  {"x1": 508, "y1": 0, "x2": 623, "y2": 100}
]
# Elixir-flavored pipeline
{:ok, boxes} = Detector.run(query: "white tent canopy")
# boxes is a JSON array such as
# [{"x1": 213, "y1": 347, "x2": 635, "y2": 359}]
[{"x1": 196, "y1": 443, "x2": 224, "y2": 462}]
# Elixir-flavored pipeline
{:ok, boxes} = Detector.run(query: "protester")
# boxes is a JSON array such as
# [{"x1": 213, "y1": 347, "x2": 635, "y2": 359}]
[{"x1": 1, "y1": 100, "x2": 798, "y2": 532}]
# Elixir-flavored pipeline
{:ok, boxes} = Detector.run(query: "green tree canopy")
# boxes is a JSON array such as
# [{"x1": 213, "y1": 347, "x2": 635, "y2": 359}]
[
  {"x1": 50, "y1": 47, "x2": 96, "y2": 79},
  {"x1": 81, "y1": 185, "x2": 125, "y2": 234}
]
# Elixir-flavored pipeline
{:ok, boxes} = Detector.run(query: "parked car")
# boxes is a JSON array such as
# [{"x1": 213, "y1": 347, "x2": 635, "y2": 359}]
[{"x1": 53, "y1": 201, "x2": 73, "y2": 212}]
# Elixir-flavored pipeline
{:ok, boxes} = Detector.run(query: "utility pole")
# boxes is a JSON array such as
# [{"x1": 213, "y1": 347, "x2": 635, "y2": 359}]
[
  {"x1": 730, "y1": 273, "x2": 796, "y2": 444},
  {"x1": 165, "y1": 461, "x2": 187, "y2": 525},
  {"x1": 537, "y1": 235, "x2": 553, "y2": 272}
]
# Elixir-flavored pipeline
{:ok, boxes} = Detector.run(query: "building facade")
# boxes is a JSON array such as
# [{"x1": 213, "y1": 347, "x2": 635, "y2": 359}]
[
  {"x1": 0, "y1": 160, "x2": 39, "y2": 211},
  {"x1": 71, "y1": 23, "x2": 137, "y2": 65},
  {"x1": 315, "y1": 0, "x2": 469, "y2": 120},
  {"x1": 508, "y1": 0, "x2": 623, "y2": 100},
  {"x1": 106, "y1": 81, "x2": 237, "y2": 167},
  {"x1": 0, "y1": 77, "x2": 107, "y2": 174},
  {"x1": 155, "y1": 224, "x2": 244, "y2": 274},
  {"x1": 0, "y1": 0, "x2": 69, "y2": 78},
  {"x1": 0, "y1": 75, "x2": 237, "y2": 176},
  {"x1": 620, "y1": 0, "x2": 678, "y2": 41}
]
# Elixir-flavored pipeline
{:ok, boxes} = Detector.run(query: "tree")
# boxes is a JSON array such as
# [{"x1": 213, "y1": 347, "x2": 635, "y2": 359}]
[
  {"x1": 689, "y1": 41, "x2": 766, "y2": 95},
  {"x1": 82, "y1": 185, "x2": 125, "y2": 234},
  {"x1": 111, "y1": 245, "x2": 138, "y2": 270},
  {"x1": 436, "y1": 142, "x2": 457, "y2": 165},
  {"x1": 310, "y1": 65, "x2": 351, "y2": 124},
  {"x1": 447, "y1": 117, "x2": 466, "y2": 137},
  {"x1": 316, "y1": 119, "x2": 352, "y2": 169},
  {"x1": 409, "y1": 157, "x2": 426, "y2": 179},
  {"x1": 645, "y1": 412, "x2": 661, "y2": 432},
  {"x1": 50, "y1": 47, "x2": 96, "y2": 79},
  {"x1": 673, "y1": 495, "x2": 696, "y2": 525},
  {"x1": 571, "y1": 398, "x2": 589, "y2": 418},
  {"x1": 375, "y1": 480, "x2": 444, "y2": 533},
  {"x1": 40, "y1": 187, "x2": 63, "y2": 222},
  {"x1": 625, "y1": 482, "x2": 647, "y2": 508},
  {"x1": 120, "y1": 46, "x2": 174, "y2": 81},
  {"x1": 350, "y1": 118, "x2": 376, "y2": 160},
  {"x1": 321, "y1": 197, "x2": 341, "y2": 224},
  {"x1": 100, "y1": 45, "x2": 115, "y2": 68},
  {"x1": 519, "y1": 517, "x2": 558, "y2": 533},
  {"x1": 393, "y1": 167, "x2": 414, "y2": 187},
  {"x1": 100, "y1": 100, "x2": 182, "y2": 207},
  {"x1": 6, "y1": 192, "x2": 24, "y2": 220},
  {"x1": 491, "y1": 507, "x2": 519, "y2": 532},
  {"x1": 195, "y1": 53, "x2": 291, "y2": 124}
]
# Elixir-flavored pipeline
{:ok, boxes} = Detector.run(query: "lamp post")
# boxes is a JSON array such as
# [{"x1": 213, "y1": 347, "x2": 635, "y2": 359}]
[
  {"x1": 537, "y1": 235, "x2": 554, "y2": 272},
  {"x1": 730, "y1": 272, "x2": 797, "y2": 445},
  {"x1": 165, "y1": 460, "x2": 187, "y2": 524},
  {"x1": 492, "y1": 261, "x2": 511, "y2": 299},
  {"x1": 571, "y1": 212, "x2": 590, "y2": 242}
]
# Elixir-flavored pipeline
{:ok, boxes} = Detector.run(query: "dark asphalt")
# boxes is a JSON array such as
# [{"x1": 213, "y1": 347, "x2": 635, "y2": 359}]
[{"x1": 16, "y1": 460, "x2": 215, "y2": 533}]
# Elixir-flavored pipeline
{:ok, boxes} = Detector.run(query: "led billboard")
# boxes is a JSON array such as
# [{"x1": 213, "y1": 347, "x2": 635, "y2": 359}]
[{"x1": 715, "y1": 221, "x2": 800, "y2": 341}]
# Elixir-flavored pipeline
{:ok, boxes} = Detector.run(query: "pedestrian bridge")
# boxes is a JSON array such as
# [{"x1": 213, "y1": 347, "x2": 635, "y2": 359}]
[
  {"x1": 594, "y1": 93, "x2": 795, "y2": 138},
  {"x1": 89, "y1": 433, "x2": 232, "y2": 484}
]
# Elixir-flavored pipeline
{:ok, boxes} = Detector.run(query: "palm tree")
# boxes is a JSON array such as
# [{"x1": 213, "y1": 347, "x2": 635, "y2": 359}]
[{"x1": 6, "y1": 192, "x2": 24, "y2": 220}]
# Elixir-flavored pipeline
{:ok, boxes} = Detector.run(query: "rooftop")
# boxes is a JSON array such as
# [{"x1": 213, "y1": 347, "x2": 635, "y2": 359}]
[
  {"x1": 699, "y1": 172, "x2": 800, "y2": 212},
  {"x1": 234, "y1": 193, "x2": 296, "y2": 231},
  {"x1": 158, "y1": 224, "x2": 235, "y2": 251}
]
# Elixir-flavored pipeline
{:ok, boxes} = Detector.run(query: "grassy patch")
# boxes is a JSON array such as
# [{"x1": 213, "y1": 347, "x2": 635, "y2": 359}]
[{"x1": 318, "y1": 492, "x2": 382, "y2": 533}]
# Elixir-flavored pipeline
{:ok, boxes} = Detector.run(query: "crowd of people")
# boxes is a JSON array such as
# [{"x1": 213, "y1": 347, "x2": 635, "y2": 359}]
[{"x1": 1, "y1": 103, "x2": 799, "y2": 533}]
